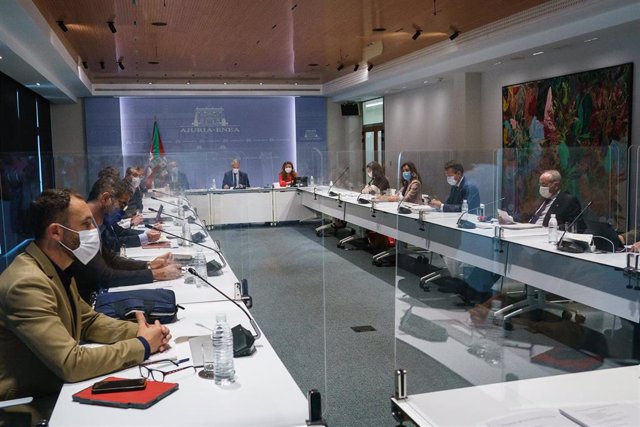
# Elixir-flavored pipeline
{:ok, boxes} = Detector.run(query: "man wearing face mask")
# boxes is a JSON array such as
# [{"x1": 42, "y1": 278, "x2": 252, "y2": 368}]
[
  {"x1": 0, "y1": 189, "x2": 171, "y2": 422},
  {"x1": 429, "y1": 161, "x2": 480, "y2": 212},
  {"x1": 123, "y1": 166, "x2": 145, "y2": 221},
  {"x1": 222, "y1": 159, "x2": 250, "y2": 189},
  {"x1": 167, "y1": 161, "x2": 190, "y2": 191},
  {"x1": 70, "y1": 176, "x2": 182, "y2": 304},
  {"x1": 500, "y1": 169, "x2": 585, "y2": 231}
]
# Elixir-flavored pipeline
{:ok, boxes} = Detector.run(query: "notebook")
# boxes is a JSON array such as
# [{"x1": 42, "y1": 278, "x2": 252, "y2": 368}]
[{"x1": 72, "y1": 376, "x2": 178, "y2": 409}]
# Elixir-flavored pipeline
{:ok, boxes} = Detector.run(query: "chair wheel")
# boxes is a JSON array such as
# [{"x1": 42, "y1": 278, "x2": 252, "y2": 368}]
[
  {"x1": 561, "y1": 310, "x2": 573, "y2": 321},
  {"x1": 574, "y1": 313, "x2": 586, "y2": 324}
]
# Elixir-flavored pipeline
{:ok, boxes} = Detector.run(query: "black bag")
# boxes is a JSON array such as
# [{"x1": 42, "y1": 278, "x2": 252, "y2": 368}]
[{"x1": 94, "y1": 289, "x2": 182, "y2": 324}]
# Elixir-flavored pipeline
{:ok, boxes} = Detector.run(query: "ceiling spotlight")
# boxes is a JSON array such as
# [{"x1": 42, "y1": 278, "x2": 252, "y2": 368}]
[
  {"x1": 99, "y1": 61, "x2": 105, "y2": 70},
  {"x1": 412, "y1": 29, "x2": 422, "y2": 40},
  {"x1": 337, "y1": 63, "x2": 344, "y2": 71},
  {"x1": 82, "y1": 61, "x2": 88, "y2": 69},
  {"x1": 57, "y1": 20, "x2": 68, "y2": 32},
  {"x1": 367, "y1": 63, "x2": 374, "y2": 71},
  {"x1": 117, "y1": 60, "x2": 125, "y2": 70},
  {"x1": 107, "y1": 21, "x2": 117, "y2": 34},
  {"x1": 449, "y1": 29, "x2": 460, "y2": 41}
]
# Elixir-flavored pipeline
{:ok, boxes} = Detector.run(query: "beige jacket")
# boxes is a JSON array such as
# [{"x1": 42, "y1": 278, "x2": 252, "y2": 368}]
[{"x1": 0, "y1": 242, "x2": 144, "y2": 400}]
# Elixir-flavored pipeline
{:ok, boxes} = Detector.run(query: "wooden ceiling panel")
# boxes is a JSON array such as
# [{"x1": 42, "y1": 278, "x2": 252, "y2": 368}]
[{"x1": 33, "y1": 0, "x2": 549, "y2": 84}]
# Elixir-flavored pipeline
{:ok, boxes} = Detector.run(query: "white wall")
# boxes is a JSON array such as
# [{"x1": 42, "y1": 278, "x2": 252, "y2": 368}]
[{"x1": 326, "y1": 101, "x2": 362, "y2": 188}]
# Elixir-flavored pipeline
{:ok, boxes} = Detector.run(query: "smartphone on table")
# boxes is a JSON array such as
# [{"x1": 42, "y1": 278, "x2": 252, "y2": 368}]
[{"x1": 91, "y1": 378, "x2": 147, "y2": 394}]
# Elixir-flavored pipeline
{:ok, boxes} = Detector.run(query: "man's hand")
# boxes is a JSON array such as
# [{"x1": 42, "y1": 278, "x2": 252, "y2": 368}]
[
  {"x1": 630, "y1": 241, "x2": 640, "y2": 253},
  {"x1": 429, "y1": 199, "x2": 443, "y2": 209},
  {"x1": 135, "y1": 311, "x2": 172, "y2": 353},
  {"x1": 146, "y1": 229, "x2": 161, "y2": 242},
  {"x1": 130, "y1": 214, "x2": 144, "y2": 226},
  {"x1": 152, "y1": 264, "x2": 183, "y2": 281},
  {"x1": 149, "y1": 252, "x2": 173, "y2": 269}
]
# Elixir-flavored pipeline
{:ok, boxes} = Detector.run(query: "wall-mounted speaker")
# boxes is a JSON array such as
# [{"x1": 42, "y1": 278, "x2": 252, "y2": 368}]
[{"x1": 341, "y1": 103, "x2": 360, "y2": 116}]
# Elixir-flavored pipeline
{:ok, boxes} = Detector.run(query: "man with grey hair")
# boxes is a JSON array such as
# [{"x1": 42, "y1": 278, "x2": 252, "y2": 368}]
[
  {"x1": 501, "y1": 169, "x2": 585, "y2": 231},
  {"x1": 222, "y1": 159, "x2": 250, "y2": 189}
]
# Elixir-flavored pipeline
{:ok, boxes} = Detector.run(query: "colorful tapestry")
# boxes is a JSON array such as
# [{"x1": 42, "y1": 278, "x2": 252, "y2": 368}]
[{"x1": 502, "y1": 63, "x2": 633, "y2": 226}]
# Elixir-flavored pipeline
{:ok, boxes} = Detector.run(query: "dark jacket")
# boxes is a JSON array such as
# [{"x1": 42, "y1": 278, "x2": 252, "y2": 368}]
[
  {"x1": 536, "y1": 191, "x2": 586, "y2": 232},
  {"x1": 222, "y1": 170, "x2": 250, "y2": 188},
  {"x1": 443, "y1": 176, "x2": 480, "y2": 213},
  {"x1": 101, "y1": 223, "x2": 144, "y2": 252}
]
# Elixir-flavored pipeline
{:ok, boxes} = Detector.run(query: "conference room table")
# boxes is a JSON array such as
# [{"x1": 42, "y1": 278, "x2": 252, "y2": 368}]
[
  {"x1": 299, "y1": 186, "x2": 640, "y2": 323},
  {"x1": 48, "y1": 196, "x2": 310, "y2": 427}
]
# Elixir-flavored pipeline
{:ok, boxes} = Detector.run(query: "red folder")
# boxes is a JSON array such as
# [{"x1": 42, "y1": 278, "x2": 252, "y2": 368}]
[
  {"x1": 141, "y1": 241, "x2": 171, "y2": 249},
  {"x1": 72, "y1": 377, "x2": 178, "y2": 409}
]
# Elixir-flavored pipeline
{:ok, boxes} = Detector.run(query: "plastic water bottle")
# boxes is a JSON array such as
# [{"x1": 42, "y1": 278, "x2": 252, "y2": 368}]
[
  {"x1": 478, "y1": 203, "x2": 486, "y2": 218},
  {"x1": 548, "y1": 213, "x2": 558, "y2": 244},
  {"x1": 211, "y1": 178, "x2": 217, "y2": 190},
  {"x1": 484, "y1": 300, "x2": 504, "y2": 366},
  {"x1": 193, "y1": 249, "x2": 207, "y2": 287},
  {"x1": 461, "y1": 199, "x2": 469, "y2": 214},
  {"x1": 182, "y1": 220, "x2": 192, "y2": 247},
  {"x1": 212, "y1": 313, "x2": 235, "y2": 385},
  {"x1": 309, "y1": 176, "x2": 314, "y2": 186}
]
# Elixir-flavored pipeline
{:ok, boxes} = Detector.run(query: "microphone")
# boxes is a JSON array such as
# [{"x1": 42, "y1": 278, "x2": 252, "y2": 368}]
[
  {"x1": 151, "y1": 189, "x2": 172, "y2": 197},
  {"x1": 144, "y1": 224, "x2": 227, "y2": 271},
  {"x1": 356, "y1": 186, "x2": 370, "y2": 205},
  {"x1": 188, "y1": 267, "x2": 261, "y2": 357},
  {"x1": 328, "y1": 166, "x2": 349, "y2": 196},
  {"x1": 557, "y1": 201, "x2": 592, "y2": 253},
  {"x1": 592, "y1": 235, "x2": 616, "y2": 253},
  {"x1": 397, "y1": 194, "x2": 412, "y2": 214},
  {"x1": 149, "y1": 207, "x2": 196, "y2": 223},
  {"x1": 151, "y1": 196, "x2": 180, "y2": 207}
]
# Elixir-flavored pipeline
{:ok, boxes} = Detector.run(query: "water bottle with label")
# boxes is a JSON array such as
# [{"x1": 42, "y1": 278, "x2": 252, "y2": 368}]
[
  {"x1": 548, "y1": 213, "x2": 558, "y2": 244},
  {"x1": 478, "y1": 203, "x2": 486, "y2": 218},
  {"x1": 193, "y1": 249, "x2": 207, "y2": 287},
  {"x1": 461, "y1": 199, "x2": 469, "y2": 214},
  {"x1": 211, "y1": 178, "x2": 217, "y2": 190},
  {"x1": 212, "y1": 313, "x2": 235, "y2": 385}
]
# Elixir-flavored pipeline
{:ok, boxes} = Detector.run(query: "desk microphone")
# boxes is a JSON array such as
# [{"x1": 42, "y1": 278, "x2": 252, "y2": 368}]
[
  {"x1": 151, "y1": 196, "x2": 181, "y2": 207},
  {"x1": 397, "y1": 193, "x2": 412, "y2": 215},
  {"x1": 188, "y1": 267, "x2": 261, "y2": 357},
  {"x1": 557, "y1": 201, "x2": 592, "y2": 253},
  {"x1": 457, "y1": 197, "x2": 506, "y2": 229},
  {"x1": 151, "y1": 189, "x2": 172, "y2": 197},
  {"x1": 356, "y1": 187, "x2": 370, "y2": 205},
  {"x1": 469, "y1": 197, "x2": 505, "y2": 220},
  {"x1": 144, "y1": 224, "x2": 226, "y2": 271},
  {"x1": 328, "y1": 166, "x2": 349, "y2": 197},
  {"x1": 149, "y1": 207, "x2": 196, "y2": 223}
]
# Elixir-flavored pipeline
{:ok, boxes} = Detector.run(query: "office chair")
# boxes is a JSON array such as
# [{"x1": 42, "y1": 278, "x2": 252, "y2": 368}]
[{"x1": 495, "y1": 287, "x2": 581, "y2": 325}]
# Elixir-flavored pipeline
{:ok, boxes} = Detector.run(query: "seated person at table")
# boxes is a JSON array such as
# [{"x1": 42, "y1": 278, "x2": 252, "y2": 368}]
[
  {"x1": 96, "y1": 177, "x2": 162, "y2": 251},
  {"x1": 123, "y1": 166, "x2": 145, "y2": 221},
  {"x1": 0, "y1": 189, "x2": 171, "y2": 422},
  {"x1": 167, "y1": 161, "x2": 190, "y2": 191},
  {"x1": 375, "y1": 161, "x2": 422, "y2": 204},
  {"x1": 429, "y1": 161, "x2": 479, "y2": 212},
  {"x1": 222, "y1": 159, "x2": 250, "y2": 189},
  {"x1": 71, "y1": 176, "x2": 182, "y2": 303},
  {"x1": 362, "y1": 161, "x2": 389, "y2": 195},
  {"x1": 279, "y1": 161, "x2": 297, "y2": 187},
  {"x1": 499, "y1": 169, "x2": 585, "y2": 231}
]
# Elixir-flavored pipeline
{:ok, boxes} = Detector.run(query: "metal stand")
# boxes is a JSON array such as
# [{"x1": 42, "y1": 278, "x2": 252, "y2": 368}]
[{"x1": 306, "y1": 389, "x2": 328, "y2": 426}]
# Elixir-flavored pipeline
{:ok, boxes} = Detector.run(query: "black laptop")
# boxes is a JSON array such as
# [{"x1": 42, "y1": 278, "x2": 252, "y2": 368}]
[
  {"x1": 585, "y1": 220, "x2": 624, "y2": 252},
  {"x1": 294, "y1": 176, "x2": 308, "y2": 187}
]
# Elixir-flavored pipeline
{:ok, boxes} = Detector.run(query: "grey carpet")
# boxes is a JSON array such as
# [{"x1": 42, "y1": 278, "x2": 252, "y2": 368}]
[{"x1": 213, "y1": 223, "x2": 470, "y2": 426}]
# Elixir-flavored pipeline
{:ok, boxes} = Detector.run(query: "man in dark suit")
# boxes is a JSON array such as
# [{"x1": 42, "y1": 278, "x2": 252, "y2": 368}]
[
  {"x1": 429, "y1": 161, "x2": 480, "y2": 212},
  {"x1": 222, "y1": 159, "x2": 250, "y2": 189},
  {"x1": 502, "y1": 169, "x2": 585, "y2": 231},
  {"x1": 167, "y1": 161, "x2": 190, "y2": 191}
]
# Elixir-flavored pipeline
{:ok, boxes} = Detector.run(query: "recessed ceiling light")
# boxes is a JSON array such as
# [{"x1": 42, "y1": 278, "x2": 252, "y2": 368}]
[
  {"x1": 493, "y1": 61, "x2": 502, "y2": 66},
  {"x1": 584, "y1": 37, "x2": 599, "y2": 43},
  {"x1": 223, "y1": 82, "x2": 227, "y2": 85},
  {"x1": 294, "y1": 82, "x2": 298, "y2": 86},
  {"x1": 0, "y1": 56, "x2": 3, "y2": 60},
  {"x1": 401, "y1": 86, "x2": 406, "y2": 89},
  {"x1": 423, "y1": 80, "x2": 429, "y2": 84},
  {"x1": 532, "y1": 51, "x2": 544, "y2": 56},
  {"x1": 36, "y1": 82, "x2": 41, "y2": 86},
  {"x1": 151, "y1": 22, "x2": 167, "y2": 26},
  {"x1": 186, "y1": 81, "x2": 190, "y2": 85},
  {"x1": 148, "y1": 82, "x2": 153, "y2": 85},
  {"x1": 259, "y1": 82, "x2": 263, "y2": 85}
]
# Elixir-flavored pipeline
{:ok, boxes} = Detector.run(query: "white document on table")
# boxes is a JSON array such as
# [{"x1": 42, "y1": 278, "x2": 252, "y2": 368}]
[
  {"x1": 485, "y1": 409, "x2": 576, "y2": 427},
  {"x1": 559, "y1": 402, "x2": 640, "y2": 427}
]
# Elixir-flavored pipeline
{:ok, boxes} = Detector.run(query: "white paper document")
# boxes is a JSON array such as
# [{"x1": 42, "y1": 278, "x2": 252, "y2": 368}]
[{"x1": 559, "y1": 402, "x2": 640, "y2": 427}]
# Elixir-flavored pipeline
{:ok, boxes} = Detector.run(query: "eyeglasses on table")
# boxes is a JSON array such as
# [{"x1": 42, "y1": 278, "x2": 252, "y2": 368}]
[{"x1": 138, "y1": 358, "x2": 199, "y2": 382}]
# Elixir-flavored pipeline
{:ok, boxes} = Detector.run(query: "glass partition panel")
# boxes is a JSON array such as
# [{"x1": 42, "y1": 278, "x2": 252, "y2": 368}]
[{"x1": 393, "y1": 147, "x2": 638, "y2": 423}]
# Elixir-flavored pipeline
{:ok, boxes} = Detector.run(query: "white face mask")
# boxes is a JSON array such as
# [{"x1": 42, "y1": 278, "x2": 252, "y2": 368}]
[
  {"x1": 284, "y1": 167, "x2": 292, "y2": 174},
  {"x1": 232, "y1": 168, "x2": 240, "y2": 174},
  {"x1": 446, "y1": 176, "x2": 458, "y2": 186},
  {"x1": 130, "y1": 176, "x2": 141, "y2": 188},
  {"x1": 57, "y1": 224, "x2": 100, "y2": 265},
  {"x1": 539, "y1": 186, "x2": 553, "y2": 199},
  {"x1": 367, "y1": 170, "x2": 373, "y2": 178}
]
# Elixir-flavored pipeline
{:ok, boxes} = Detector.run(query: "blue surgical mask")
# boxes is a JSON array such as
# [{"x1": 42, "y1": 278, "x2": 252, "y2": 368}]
[
  {"x1": 104, "y1": 209, "x2": 124, "y2": 226},
  {"x1": 402, "y1": 171, "x2": 412, "y2": 181}
]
